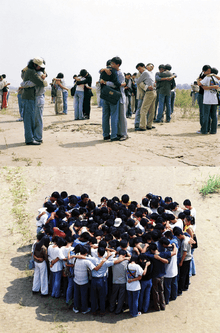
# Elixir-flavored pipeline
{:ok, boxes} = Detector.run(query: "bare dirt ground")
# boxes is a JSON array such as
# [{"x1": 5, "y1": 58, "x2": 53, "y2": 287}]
[
  {"x1": 0, "y1": 95, "x2": 219, "y2": 167},
  {"x1": 0, "y1": 95, "x2": 220, "y2": 333}
]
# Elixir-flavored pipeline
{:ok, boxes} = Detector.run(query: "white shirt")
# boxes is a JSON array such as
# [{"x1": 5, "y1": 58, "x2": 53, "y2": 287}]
[
  {"x1": 126, "y1": 263, "x2": 143, "y2": 291},
  {"x1": 201, "y1": 76, "x2": 219, "y2": 104}
]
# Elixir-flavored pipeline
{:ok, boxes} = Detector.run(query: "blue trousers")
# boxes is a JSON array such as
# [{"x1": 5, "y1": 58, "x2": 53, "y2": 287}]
[
  {"x1": 156, "y1": 93, "x2": 171, "y2": 122},
  {"x1": 139, "y1": 279, "x2": 152, "y2": 313},
  {"x1": 51, "y1": 270, "x2": 62, "y2": 298},
  {"x1": 74, "y1": 91, "x2": 84, "y2": 119},
  {"x1": 74, "y1": 282, "x2": 89, "y2": 312},
  {"x1": 127, "y1": 290, "x2": 140, "y2": 317},
  {"x1": 91, "y1": 277, "x2": 106, "y2": 313},
  {"x1": 102, "y1": 100, "x2": 119, "y2": 139},
  {"x1": 66, "y1": 275, "x2": 74, "y2": 304},
  {"x1": 23, "y1": 99, "x2": 35, "y2": 143},
  {"x1": 63, "y1": 90, "x2": 68, "y2": 114},
  {"x1": 201, "y1": 104, "x2": 217, "y2": 134},
  {"x1": 164, "y1": 276, "x2": 178, "y2": 304}
]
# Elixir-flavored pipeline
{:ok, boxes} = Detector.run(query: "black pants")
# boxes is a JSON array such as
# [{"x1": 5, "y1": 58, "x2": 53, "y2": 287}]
[
  {"x1": 83, "y1": 94, "x2": 91, "y2": 118},
  {"x1": 178, "y1": 260, "x2": 191, "y2": 292}
]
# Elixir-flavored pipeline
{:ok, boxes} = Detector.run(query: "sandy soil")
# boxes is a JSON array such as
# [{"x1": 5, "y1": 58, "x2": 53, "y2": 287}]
[{"x1": 0, "y1": 95, "x2": 220, "y2": 333}]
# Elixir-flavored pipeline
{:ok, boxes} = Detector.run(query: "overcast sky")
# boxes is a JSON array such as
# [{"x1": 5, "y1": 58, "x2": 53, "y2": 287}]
[{"x1": 2, "y1": 0, "x2": 220, "y2": 87}]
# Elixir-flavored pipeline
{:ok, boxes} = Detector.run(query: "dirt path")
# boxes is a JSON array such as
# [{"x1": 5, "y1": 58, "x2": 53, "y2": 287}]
[
  {"x1": 0, "y1": 96, "x2": 220, "y2": 333},
  {"x1": 0, "y1": 95, "x2": 219, "y2": 167}
]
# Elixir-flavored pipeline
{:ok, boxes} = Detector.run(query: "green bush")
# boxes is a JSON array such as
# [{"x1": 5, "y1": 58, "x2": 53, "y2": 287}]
[{"x1": 200, "y1": 175, "x2": 220, "y2": 196}]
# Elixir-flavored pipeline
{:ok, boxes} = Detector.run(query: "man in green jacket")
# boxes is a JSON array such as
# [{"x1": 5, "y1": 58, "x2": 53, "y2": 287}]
[{"x1": 21, "y1": 57, "x2": 47, "y2": 145}]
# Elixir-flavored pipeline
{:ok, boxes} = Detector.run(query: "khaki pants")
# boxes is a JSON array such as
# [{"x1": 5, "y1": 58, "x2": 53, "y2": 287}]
[{"x1": 139, "y1": 90, "x2": 156, "y2": 129}]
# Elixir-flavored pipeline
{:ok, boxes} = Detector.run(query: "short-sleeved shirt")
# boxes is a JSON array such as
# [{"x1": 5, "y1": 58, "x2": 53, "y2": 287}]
[
  {"x1": 112, "y1": 259, "x2": 129, "y2": 284},
  {"x1": 73, "y1": 259, "x2": 95, "y2": 285},
  {"x1": 126, "y1": 263, "x2": 144, "y2": 291},
  {"x1": 87, "y1": 257, "x2": 114, "y2": 278},
  {"x1": 201, "y1": 76, "x2": 219, "y2": 105},
  {"x1": 180, "y1": 236, "x2": 191, "y2": 261},
  {"x1": 147, "y1": 251, "x2": 171, "y2": 278}
]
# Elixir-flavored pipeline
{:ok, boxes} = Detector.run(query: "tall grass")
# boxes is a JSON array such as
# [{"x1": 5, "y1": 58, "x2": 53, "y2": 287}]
[
  {"x1": 200, "y1": 175, "x2": 220, "y2": 196},
  {"x1": 175, "y1": 89, "x2": 199, "y2": 119}
]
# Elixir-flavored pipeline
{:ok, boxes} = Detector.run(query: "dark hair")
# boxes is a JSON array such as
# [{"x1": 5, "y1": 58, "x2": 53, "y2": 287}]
[
  {"x1": 81, "y1": 193, "x2": 89, "y2": 200},
  {"x1": 56, "y1": 73, "x2": 64, "y2": 79},
  {"x1": 159, "y1": 64, "x2": 165, "y2": 69},
  {"x1": 165, "y1": 64, "x2": 172, "y2": 70},
  {"x1": 119, "y1": 249, "x2": 127, "y2": 256},
  {"x1": 173, "y1": 227, "x2": 183, "y2": 236},
  {"x1": 98, "y1": 240, "x2": 107, "y2": 248},
  {"x1": 111, "y1": 56, "x2": 122, "y2": 66},
  {"x1": 79, "y1": 69, "x2": 88, "y2": 77},
  {"x1": 129, "y1": 254, "x2": 139, "y2": 263},
  {"x1": 159, "y1": 237, "x2": 170, "y2": 246},
  {"x1": 106, "y1": 59, "x2": 112, "y2": 66},
  {"x1": 148, "y1": 243, "x2": 157, "y2": 252},
  {"x1": 121, "y1": 194, "x2": 129, "y2": 204},
  {"x1": 211, "y1": 67, "x2": 218, "y2": 75},
  {"x1": 61, "y1": 191, "x2": 68, "y2": 199},
  {"x1": 164, "y1": 230, "x2": 173, "y2": 239},
  {"x1": 202, "y1": 65, "x2": 211, "y2": 72},
  {"x1": 69, "y1": 195, "x2": 78, "y2": 205},
  {"x1": 178, "y1": 212, "x2": 185, "y2": 220},
  {"x1": 136, "y1": 63, "x2": 145, "y2": 69},
  {"x1": 183, "y1": 199, "x2": 191, "y2": 206},
  {"x1": 44, "y1": 201, "x2": 56, "y2": 213},
  {"x1": 35, "y1": 235, "x2": 50, "y2": 251},
  {"x1": 98, "y1": 247, "x2": 105, "y2": 257},
  {"x1": 120, "y1": 239, "x2": 128, "y2": 249}
]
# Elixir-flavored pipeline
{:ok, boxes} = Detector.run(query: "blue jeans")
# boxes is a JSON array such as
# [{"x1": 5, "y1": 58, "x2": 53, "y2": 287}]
[
  {"x1": 189, "y1": 248, "x2": 196, "y2": 277},
  {"x1": 17, "y1": 94, "x2": 24, "y2": 118},
  {"x1": 23, "y1": 99, "x2": 35, "y2": 143},
  {"x1": 74, "y1": 282, "x2": 89, "y2": 312},
  {"x1": 164, "y1": 276, "x2": 178, "y2": 304},
  {"x1": 34, "y1": 95, "x2": 44, "y2": 142},
  {"x1": 198, "y1": 94, "x2": 204, "y2": 129},
  {"x1": 156, "y1": 93, "x2": 171, "y2": 122},
  {"x1": 201, "y1": 104, "x2": 217, "y2": 134},
  {"x1": 66, "y1": 274, "x2": 74, "y2": 304},
  {"x1": 63, "y1": 90, "x2": 68, "y2": 114},
  {"x1": 74, "y1": 91, "x2": 84, "y2": 119},
  {"x1": 139, "y1": 279, "x2": 152, "y2": 313},
  {"x1": 134, "y1": 99, "x2": 143, "y2": 128},
  {"x1": 91, "y1": 277, "x2": 106, "y2": 313},
  {"x1": 127, "y1": 290, "x2": 140, "y2": 317},
  {"x1": 51, "y1": 270, "x2": 62, "y2": 298},
  {"x1": 102, "y1": 99, "x2": 119, "y2": 139}
]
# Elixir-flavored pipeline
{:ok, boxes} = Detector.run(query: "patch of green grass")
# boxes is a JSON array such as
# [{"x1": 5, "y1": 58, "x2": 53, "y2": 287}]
[
  {"x1": 4, "y1": 167, "x2": 33, "y2": 242},
  {"x1": 200, "y1": 175, "x2": 220, "y2": 196}
]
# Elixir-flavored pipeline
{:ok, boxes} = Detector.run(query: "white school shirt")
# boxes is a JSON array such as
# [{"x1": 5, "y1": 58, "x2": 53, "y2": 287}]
[{"x1": 201, "y1": 76, "x2": 219, "y2": 104}]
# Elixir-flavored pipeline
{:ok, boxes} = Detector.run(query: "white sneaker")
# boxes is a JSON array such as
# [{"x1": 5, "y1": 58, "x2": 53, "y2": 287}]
[
  {"x1": 196, "y1": 130, "x2": 201, "y2": 134},
  {"x1": 137, "y1": 312, "x2": 142, "y2": 316},
  {"x1": 72, "y1": 307, "x2": 79, "y2": 313},
  {"x1": 16, "y1": 117, "x2": 23, "y2": 122},
  {"x1": 82, "y1": 307, "x2": 91, "y2": 314}
]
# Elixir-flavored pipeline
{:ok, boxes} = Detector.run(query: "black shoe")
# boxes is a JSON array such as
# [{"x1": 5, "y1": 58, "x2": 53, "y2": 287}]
[
  {"x1": 32, "y1": 291, "x2": 39, "y2": 295},
  {"x1": 146, "y1": 126, "x2": 155, "y2": 130},
  {"x1": 136, "y1": 128, "x2": 146, "y2": 131},
  {"x1": 26, "y1": 140, "x2": 41, "y2": 145},
  {"x1": 111, "y1": 137, "x2": 119, "y2": 141},
  {"x1": 119, "y1": 135, "x2": 128, "y2": 141},
  {"x1": 104, "y1": 135, "x2": 110, "y2": 141}
]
